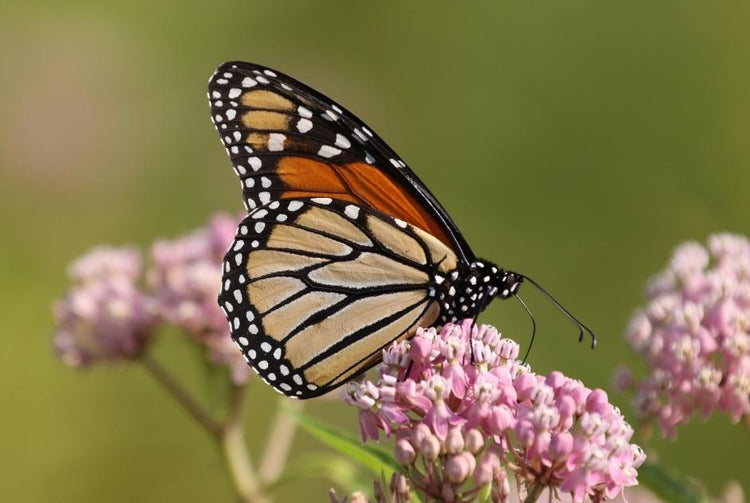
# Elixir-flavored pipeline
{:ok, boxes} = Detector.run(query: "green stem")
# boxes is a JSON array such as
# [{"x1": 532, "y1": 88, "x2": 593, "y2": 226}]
[
  {"x1": 222, "y1": 384, "x2": 269, "y2": 503},
  {"x1": 523, "y1": 481, "x2": 544, "y2": 503},
  {"x1": 259, "y1": 400, "x2": 304, "y2": 485},
  {"x1": 141, "y1": 354, "x2": 222, "y2": 439}
]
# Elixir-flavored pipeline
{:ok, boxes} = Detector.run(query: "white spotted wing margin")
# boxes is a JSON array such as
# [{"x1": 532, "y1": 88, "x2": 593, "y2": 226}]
[{"x1": 218, "y1": 197, "x2": 459, "y2": 398}]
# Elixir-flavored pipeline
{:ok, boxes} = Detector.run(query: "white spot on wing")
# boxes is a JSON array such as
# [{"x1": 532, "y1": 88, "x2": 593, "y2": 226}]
[
  {"x1": 318, "y1": 145, "x2": 341, "y2": 158},
  {"x1": 344, "y1": 205, "x2": 360, "y2": 219},
  {"x1": 268, "y1": 133, "x2": 285, "y2": 151},
  {"x1": 296, "y1": 118, "x2": 313, "y2": 133},
  {"x1": 335, "y1": 134, "x2": 351, "y2": 149}
]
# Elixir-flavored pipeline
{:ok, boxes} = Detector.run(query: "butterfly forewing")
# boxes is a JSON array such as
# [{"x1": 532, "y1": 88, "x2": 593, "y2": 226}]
[
  {"x1": 219, "y1": 198, "x2": 458, "y2": 398},
  {"x1": 208, "y1": 61, "x2": 473, "y2": 262}
]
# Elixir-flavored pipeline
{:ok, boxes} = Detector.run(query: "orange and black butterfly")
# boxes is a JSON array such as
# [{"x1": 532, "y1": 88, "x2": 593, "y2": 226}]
[{"x1": 209, "y1": 61, "x2": 595, "y2": 398}]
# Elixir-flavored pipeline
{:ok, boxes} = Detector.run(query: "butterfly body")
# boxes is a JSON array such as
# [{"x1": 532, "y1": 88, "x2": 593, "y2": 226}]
[{"x1": 209, "y1": 62, "x2": 588, "y2": 399}]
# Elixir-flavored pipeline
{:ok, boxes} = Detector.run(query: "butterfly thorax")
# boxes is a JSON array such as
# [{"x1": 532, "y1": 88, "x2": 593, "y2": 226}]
[{"x1": 434, "y1": 260, "x2": 523, "y2": 324}]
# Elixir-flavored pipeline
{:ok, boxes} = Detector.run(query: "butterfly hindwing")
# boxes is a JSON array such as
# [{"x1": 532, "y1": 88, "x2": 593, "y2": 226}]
[
  {"x1": 219, "y1": 197, "x2": 459, "y2": 398},
  {"x1": 208, "y1": 61, "x2": 474, "y2": 263}
]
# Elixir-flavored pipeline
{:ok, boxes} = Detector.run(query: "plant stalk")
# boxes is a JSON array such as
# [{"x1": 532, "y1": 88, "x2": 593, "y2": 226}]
[
  {"x1": 142, "y1": 353, "x2": 222, "y2": 439},
  {"x1": 259, "y1": 399, "x2": 304, "y2": 485},
  {"x1": 523, "y1": 480, "x2": 544, "y2": 503},
  {"x1": 222, "y1": 383, "x2": 269, "y2": 503}
]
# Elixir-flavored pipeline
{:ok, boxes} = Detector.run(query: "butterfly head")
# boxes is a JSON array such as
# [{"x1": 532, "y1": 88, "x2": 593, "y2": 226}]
[{"x1": 469, "y1": 260, "x2": 523, "y2": 300}]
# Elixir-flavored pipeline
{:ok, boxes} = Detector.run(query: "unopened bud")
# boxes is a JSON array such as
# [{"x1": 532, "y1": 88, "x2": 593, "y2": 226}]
[
  {"x1": 394, "y1": 438, "x2": 416, "y2": 466},
  {"x1": 445, "y1": 427, "x2": 465, "y2": 454},
  {"x1": 465, "y1": 428, "x2": 485, "y2": 454},
  {"x1": 445, "y1": 454, "x2": 471, "y2": 484},
  {"x1": 420, "y1": 434, "x2": 441, "y2": 462}
]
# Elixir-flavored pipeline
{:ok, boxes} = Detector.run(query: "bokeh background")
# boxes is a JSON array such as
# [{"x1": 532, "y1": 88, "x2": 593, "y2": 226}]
[{"x1": 2, "y1": 1, "x2": 749, "y2": 501}]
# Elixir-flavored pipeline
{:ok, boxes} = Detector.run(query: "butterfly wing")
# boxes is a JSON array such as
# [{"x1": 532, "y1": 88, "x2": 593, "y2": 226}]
[
  {"x1": 219, "y1": 198, "x2": 458, "y2": 398},
  {"x1": 208, "y1": 61, "x2": 474, "y2": 264}
]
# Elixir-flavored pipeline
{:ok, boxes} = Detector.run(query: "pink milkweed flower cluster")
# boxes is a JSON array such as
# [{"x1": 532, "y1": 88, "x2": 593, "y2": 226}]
[
  {"x1": 616, "y1": 233, "x2": 750, "y2": 437},
  {"x1": 53, "y1": 247, "x2": 158, "y2": 367},
  {"x1": 52, "y1": 213, "x2": 249, "y2": 383},
  {"x1": 147, "y1": 214, "x2": 250, "y2": 384},
  {"x1": 342, "y1": 321, "x2": 644, "y2": 503}
]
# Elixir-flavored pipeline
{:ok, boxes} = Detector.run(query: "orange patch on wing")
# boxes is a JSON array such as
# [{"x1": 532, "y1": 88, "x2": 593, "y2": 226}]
[{"x1": 275, "y1": 157, "x2": 453, "y2": 248}]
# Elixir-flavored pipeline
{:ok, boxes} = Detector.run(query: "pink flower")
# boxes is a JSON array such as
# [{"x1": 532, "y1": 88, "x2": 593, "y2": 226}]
[
  {"x1": 53, "y1": 248, "x2": 158, "y2": 367},
  {"x1": 620, "y1": 233, "x2": 750, "y2": 435},
  {"x1": 52, "y1": 214, "x2": 250, "y2": 383},
  {"x1": 341, "y1": 320, "x2": 643, "y2": 502},
  {"x1": 147, "y1": 213, "x2": 249, "y2": 384},
  {"x1": 67, "y1": 246, "x2": 143, "y2": 283}
]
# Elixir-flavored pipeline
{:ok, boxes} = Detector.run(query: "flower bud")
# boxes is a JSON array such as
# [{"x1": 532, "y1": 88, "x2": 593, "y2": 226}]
[
  {"x1": 394, "y1": 438, "x2": 416, "y2": 466},
  {"x1": 474, "y1": 451, "x2": 500, "y2": 486},
  {"x1": 486, "y1": 405, "x2": 514, "y2": 435},
  {"x1": 545, "y1": 370, "x2": 566, "y2": 390},
  {"x1": 514, "y1": 372, "x2": 538, "y2": 401},
  {"x1": 465, "y1": 428, "x2": 485, "y2": 454},
  {"x1": 463, "y1": 451, "x2": 477, "y2": 477},
  {"x1": 445, "y1": 427, "x2": 465, "y2": 454},
  {"x1": 411, "y1": 423, "x2": 432, "y2": 447},
  {"x1": 420, "y1": 434, "x2": 441, "y2": 462},
  {"x1": 390, "y1": 473, "x2": 410, "y2": 500},
  {"x1": 445, "y1": 454, "x2": 471, "y2": 484},
  {"x1": 549, "y1": 431, "x2": 573, "y2": 461}
]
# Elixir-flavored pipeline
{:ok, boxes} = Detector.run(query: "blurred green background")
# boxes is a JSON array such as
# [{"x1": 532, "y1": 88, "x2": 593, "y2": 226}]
[{"x1": 2, "y1": 1, "x2": 749, "y2": 501}]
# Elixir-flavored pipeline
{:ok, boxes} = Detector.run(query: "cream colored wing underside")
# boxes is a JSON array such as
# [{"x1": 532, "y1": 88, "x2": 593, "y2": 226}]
[{"x1": 220, "y1": 197, "x2": 457, "y2": 398}]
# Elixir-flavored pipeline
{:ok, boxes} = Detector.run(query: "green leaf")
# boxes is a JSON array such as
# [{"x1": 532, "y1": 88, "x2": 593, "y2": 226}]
[
  {"x1": 267, "y1": 451, "x2": 368, "y2": 494},
  {"x1": 283, "y1": 403, "x2": 401, "y2": 477},
  {"x1": 478, "y1": 480, "x2": 492, "y2": 503},
  {"x1": 638, "y1": 461, "x2": 708, "y2": 503}
]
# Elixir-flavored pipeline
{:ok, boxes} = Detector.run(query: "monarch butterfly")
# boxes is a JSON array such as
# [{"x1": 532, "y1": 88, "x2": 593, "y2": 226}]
[{"x1": 209, "y1": 61, "x2": 595, "y2": 398}]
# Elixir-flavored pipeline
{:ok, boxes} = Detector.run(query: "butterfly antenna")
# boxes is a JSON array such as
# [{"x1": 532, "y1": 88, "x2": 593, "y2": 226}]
[
  {"x1": 518, "y1": 274, "x2": 597, "y2": 349},
  {"x1": 515, "y1": 294, "x2": 536, "y2": 364}
]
